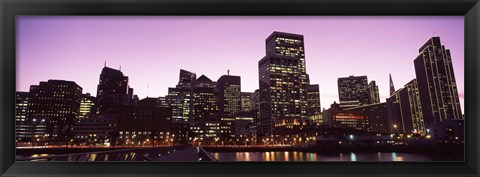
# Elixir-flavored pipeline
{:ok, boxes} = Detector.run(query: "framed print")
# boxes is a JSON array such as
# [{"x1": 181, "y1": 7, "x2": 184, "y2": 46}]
[{"x1": 1, "y1": 0, "x2": 479, "y2": 176}]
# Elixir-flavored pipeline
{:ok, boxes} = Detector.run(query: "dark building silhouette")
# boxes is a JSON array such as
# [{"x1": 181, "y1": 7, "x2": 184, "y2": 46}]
[
  {"x1": 240, "y1": 92, "x2": 253, "y2": 112},
  {"x1": 96, "y1": 66, "x2": 131, "y2": 115},
  {"x1": 28, "y1": 80, "x2": 82, "y2": 144},
  {"x1": 217, "y1": 75, "x2": 241, "y2": 116},
  {"x1": 306, "y1": 84, "x2": 322, "y2": 122},
  {"x1": 368, "y1": 81, "x2": 380, "y2": 104},
  {"x1": 338, "y1": 75, "x2": 369, "y2": 106},
  {"x1": 73, "y1": 115, "x2": 116, "y2": 146},
  {"x1": 117, "y1": 98, "x2": 173, "y2": 146},
  {"x1": 15, "y1": 92, "x2": 31, "y2": 142},
  {"x1": 258, "y1": 31, "x2": 310, "y2": 136},
  {"x1": 387, "y1": 79, "x2": 425, "y2": 134},
  {"x1": 414, "y1": 37, "x2": 462, "y2": 125}
]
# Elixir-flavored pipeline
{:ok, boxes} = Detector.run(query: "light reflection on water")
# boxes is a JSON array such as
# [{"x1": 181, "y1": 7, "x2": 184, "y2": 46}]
[{"x1": 210, "y1": 151, "x2": 458, "y2": 162}]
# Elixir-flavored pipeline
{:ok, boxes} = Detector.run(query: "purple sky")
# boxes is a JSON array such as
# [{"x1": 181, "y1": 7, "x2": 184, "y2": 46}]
[{"x1": 17, "y1": 16, "x2": 464, "y2": 112}]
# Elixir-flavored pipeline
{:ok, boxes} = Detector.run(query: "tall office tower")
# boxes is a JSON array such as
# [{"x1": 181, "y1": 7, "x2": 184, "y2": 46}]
[
  {"x1": 258, "y1": 31, "x2": 310, "y2": 135},
  {"x1": 193, "y1": 75, "x2": 219, "y2": 122},
  {"x1": 79, "y1": 93, "x2": 96, "y2": 120},
  {"x1": 240, "y1": 92, "x2": 253, "y2": 112},
  {"x1": 96, "y1": 66, "x2": 130, "y2": 115},
  {"x1": 389, "y1": 74, "x2": 395, "y2": 96},
  {"x1": 306, "y1": 84, "x2": 322, "y2": 122},
  {"x1": 387, "y1": 79, "x2": 425, "y2": 134},
  {"x1": 337, "y1": 75, "x2": 369, "y2": 106},
  {"x1": 28, "y1": 80, "x2": 82, "y2": 143},
  {"x1": 166, "y1": 69, "x2": 197, "y2": 122},
  {"x1": 16, "y1": 92, "x2": 30, "y2": 142},
  {"x1": 368, "y1": 81, "x2": 380, "y2": 104},
  {"x1": 414, "y1": 37, "x2": 462, "y2": 125},
  {"x1": 217, "y1": 75, "x2": 241, "y2": 116}
]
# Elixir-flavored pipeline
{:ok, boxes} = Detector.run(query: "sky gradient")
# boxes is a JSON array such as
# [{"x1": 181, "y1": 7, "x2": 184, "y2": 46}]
[{"x1": 17, "y1": 16, "x2": 464, "y2": 112}]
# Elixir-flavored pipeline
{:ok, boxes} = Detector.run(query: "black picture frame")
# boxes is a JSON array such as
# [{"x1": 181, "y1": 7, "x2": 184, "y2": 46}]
[{"x1": 1, "y1": 0, "x2": 479, "y2": 176}]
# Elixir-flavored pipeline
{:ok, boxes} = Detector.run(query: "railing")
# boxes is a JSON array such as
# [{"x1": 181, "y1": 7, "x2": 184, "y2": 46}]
[
  {"x1": 17, "y1": 146, "x2": 178, "y2": 161},
  {"x1": 197, "y1": 146, "x2": 218, "y2": 161}
]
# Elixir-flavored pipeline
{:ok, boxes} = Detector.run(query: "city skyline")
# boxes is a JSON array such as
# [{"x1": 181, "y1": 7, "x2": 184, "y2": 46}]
[{"x1": 17, "y1": 16, "x2": 464, "y2": 112}]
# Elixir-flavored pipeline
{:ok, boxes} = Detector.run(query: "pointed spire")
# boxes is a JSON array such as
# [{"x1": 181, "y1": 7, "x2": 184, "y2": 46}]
[
  {"x1": 104, "y1": 61, "x2": 106, "y2": 67},
  {"x1": 389, "y1": 73, "x2": 395, "y2": 96}
]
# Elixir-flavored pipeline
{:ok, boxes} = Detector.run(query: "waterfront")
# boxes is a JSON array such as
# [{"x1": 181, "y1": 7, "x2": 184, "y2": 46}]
[{"x1": 211, "y1": 151, "x2": 464, "y2": 162}]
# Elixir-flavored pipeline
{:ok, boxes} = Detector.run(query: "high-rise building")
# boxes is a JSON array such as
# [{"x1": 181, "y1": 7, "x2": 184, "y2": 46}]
[
  {"x1": 240, "y1": 92, "x2": 253, "y2": 112},
  {"x1": 414, "y1": 37, "x2": 462, "y2": 125},
  {"x1": 193, "y1": 75, "x2": 219, "y2": 122},
  {"x1": 338, "y1": 75, "x2": 369, "y2": 106},
  {"x1": 28, "y1": 80, "x2": 82, "y2": 143},
  {"x1": 258, "y1": 31, "x2": 310, "y2": 135},
  {"x1": 306, "y1": 84, "x2": 322, "y2": 123},
  {"x1": 15, "y1": 92, "x2": 31, "y2": 142},
  {"x1": 166, "y1": 87, "x2": 189, "y2": 122},
  {"x1": 368, "y1": 81, "x2": 380, "y2": 104},
  {"x1": 387, "y1": 79, "x2": 425, "y2": 134},
  {"x1": 217, "y1": 75, "x2": 241, "y2": 116},
  {"x1": 79, "y1": 93, "x2": 96, "y2": 120},
  {"x1": 96, "y1": 66, "x2": 130, "y2": 115}
]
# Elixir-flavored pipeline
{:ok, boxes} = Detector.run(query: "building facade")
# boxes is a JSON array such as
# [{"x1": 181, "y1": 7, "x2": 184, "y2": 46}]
[
  {"x1": 28, "y1": 80, "x2": 82, "y2": 144},
  {"x1": 217, "y1": 75, "x2": 241, "y2": 116},
  {"x1": 96, "y1": 66, "x2": 131, "y2": 115},
  {"x1": 414, "y1": 36, "x2": 463, "y2": 125},
  {"x1": 338, "y1": 75, "x2": 369, "y2": 106},
  {"x1": 15, "y1": 92, "x2": 31, "y2": 142},
  {"x1": 258, "y1": 31, "x2": 310, "y2": 136}
]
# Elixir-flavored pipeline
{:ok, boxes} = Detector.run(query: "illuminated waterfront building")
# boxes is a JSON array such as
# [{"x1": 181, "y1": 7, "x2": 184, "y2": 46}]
[
  {"x1": 344, "y1": 102, "x2": 389, "y2": 133},
  {"x1": 414, "y1": 37, "x2": 462, "y2": 125},
  {"x1": 258, "y1": 31, "x2": 310, "y2": 136},
  {"x1": 117, "y1": 98, "x2": 172, "y2": 146},
  {"x1": 15, "y1": 92, "x2": 30, "y2": 142},
  {"x1": 79, "y1": 93, "x2": 96, "y2": 120},
  {"x1": 28, "y1": 80, "x2": 82, "y2": 144},
  {"x1": 217, "y1": 75, "x2": 241, "y2": 116},
  {"x1": 96, "y1": 66, "x2": 131, "y2": 115},
  {"x1": 326, "y1": 102, "x2": 369, "y2": 131}
]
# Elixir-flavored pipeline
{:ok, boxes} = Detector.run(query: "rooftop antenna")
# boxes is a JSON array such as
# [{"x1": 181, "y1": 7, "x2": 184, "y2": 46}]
[
  {"x1": 227, "y1": 69, "x2": 230, "y2": 76},
  {"x1": 104, "y1": 61, "x2": 106, "y2": 67},
  {"x1": 119, "y1": 65, "x2": 121, "y2": 71},
  {"x1": 147, "y1": 85, "x2": 149, "y2": 98}
]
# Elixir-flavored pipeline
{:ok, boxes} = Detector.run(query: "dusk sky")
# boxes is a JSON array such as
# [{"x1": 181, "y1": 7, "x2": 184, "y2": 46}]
[{"x1": 17, "y1": 16, "x2": 464, "y2": 112}]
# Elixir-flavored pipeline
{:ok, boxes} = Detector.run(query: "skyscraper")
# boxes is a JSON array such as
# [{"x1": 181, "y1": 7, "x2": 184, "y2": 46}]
[
  {"x1": 414, "y1": 37, "x2": 462, "y2": 125},
  {"x1": 306, "y1": 84, "x2": 322, "y2": 122},
  {"x1": 193, "y1": 75, "x2": 219, "y2": 122},
  {"x1": 28, "y1": 80, "x2": 82, "y2": 144},
  {"x1": 240, "y1": 92, "x2": 253, "y2": 112},
  {"x1": 15, "y1": 92, "x2": 30, "y2": 142},
  {"x1": 258, "y1": 31, "x2": 310, "y2": 135},
  {"x1": 389, "y1": 74, "x2": 395, "y2": 96},
  {"x1": 337, "y1": 75, "x2": 369, "y2": 106},
  {"x1": 217, "y1": 75, "x2": 241, "y2": 116},
  {"x1": 79, "y1": 93, "x2": 96, "y2": 120},
  {"x1": 368, "y1": 81, "x2": 380, "y2": 104},
  {"x1": 96, "y1": 66, "x2": 130, "y2": 115},
  {"x1": 387, "y1": 79, "x2": 425, "y2": 134}
]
